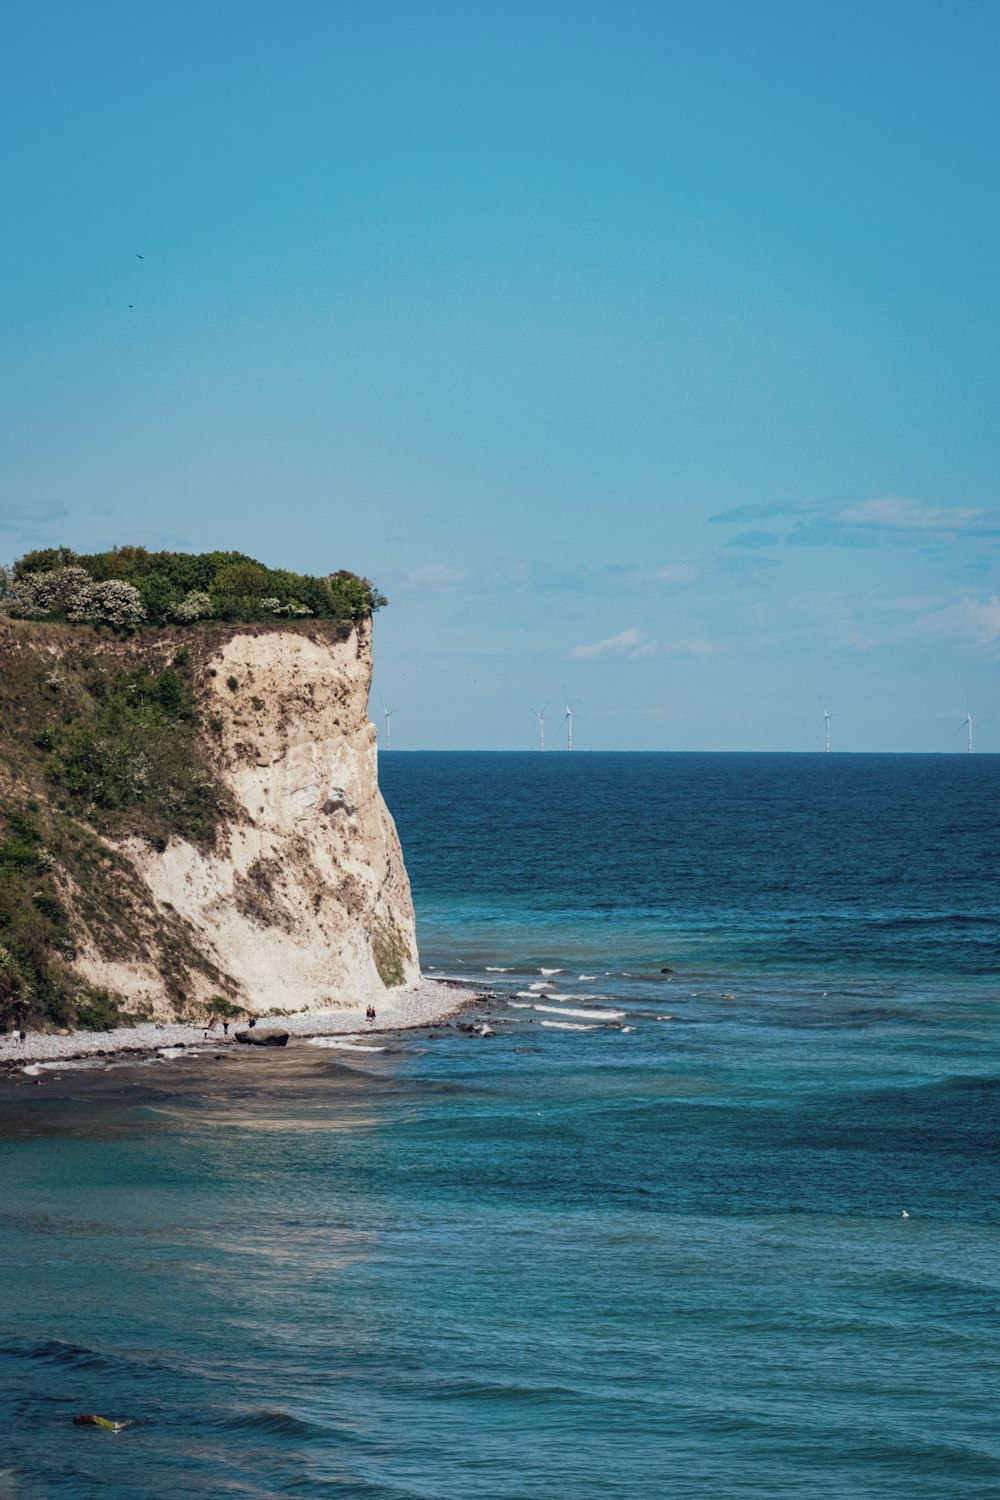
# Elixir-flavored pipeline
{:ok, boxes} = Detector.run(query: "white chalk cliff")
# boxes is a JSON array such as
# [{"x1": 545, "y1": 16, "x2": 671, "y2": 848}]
[{"x1": 76, "y1": 622, "x2": 420, "y2": 1015}]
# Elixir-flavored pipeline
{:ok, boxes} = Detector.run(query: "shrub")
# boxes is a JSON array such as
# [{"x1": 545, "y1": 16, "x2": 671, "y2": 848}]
[
  {"x1": 87, "y1": 580, "x2": 147, "y2": 629},
  {"x1": 74, "y1": 986, "x2": 129, "y2": 1031},
  {"x1": 0, "y1": 805, "x2": 76, "y2": 1031},
  {"x1": 6, "y1": 567, "x2": 147, "y2": 630},
  {"x1": 12, "y1": 565, "x2": 95, "y2": 620},
  {"x1": 39, "y1": 659, "x2": 223, "y2": 847},
  {"x1": 173, "y1": 590, "x2": 213, "y2": 622}
]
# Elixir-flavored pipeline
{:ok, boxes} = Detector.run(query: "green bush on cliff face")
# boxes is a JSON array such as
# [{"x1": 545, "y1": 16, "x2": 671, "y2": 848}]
[
  {"x1": 2, "y1": 648, "x2": 218, "y2": 897},
  {"x1": 0, "y1": 642, "x2": 231, "y2": 1031},
  {"x1": 0, "y1": 809, "x2": 138, "y2": 1029},
  {"x1": 0, "y1": 807, "x2": 76, "y2": 1032},
  {"x1": 42, "y1": 659, "x2": 224, "y2": 847},
  {"x1": 4, "y1": 546, "x2": 386, "y2": 630}
]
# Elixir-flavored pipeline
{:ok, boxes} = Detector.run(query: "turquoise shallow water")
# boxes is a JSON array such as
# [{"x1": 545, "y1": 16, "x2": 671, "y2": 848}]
[{"x1": 1, "y1": 753, "x2": 998, "y2": 1497}]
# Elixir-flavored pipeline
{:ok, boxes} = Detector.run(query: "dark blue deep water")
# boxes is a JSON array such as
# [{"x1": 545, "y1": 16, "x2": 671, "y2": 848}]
[{"x1": 2, "y1": 753, "x2": 998, "y2": 1498}]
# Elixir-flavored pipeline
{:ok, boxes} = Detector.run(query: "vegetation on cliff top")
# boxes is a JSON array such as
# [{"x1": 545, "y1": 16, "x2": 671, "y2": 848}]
[{"x1": 0, "y1": 545, "x2": 386, "y2": 631}]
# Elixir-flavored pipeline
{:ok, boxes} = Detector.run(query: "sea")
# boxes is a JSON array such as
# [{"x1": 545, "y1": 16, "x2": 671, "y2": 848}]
[{"x1": 1, "y1": 752, "x2": 998, "y2": 1499}]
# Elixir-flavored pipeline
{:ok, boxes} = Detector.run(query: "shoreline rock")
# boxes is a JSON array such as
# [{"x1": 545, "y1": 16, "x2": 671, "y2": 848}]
[{"x1": 0, "y1": 980, "x2": 480, "y2": 1076}]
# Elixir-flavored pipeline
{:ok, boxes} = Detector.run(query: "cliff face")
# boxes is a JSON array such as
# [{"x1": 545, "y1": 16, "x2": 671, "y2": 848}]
[{"x1": 48, "y1": 623, "x2": 419, "y2": 1017}]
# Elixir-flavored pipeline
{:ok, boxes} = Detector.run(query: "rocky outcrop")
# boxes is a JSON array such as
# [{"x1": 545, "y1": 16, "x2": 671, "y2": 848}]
[
  {"x1": 234, "y1": 1028, "x2": 289, "y2": 1047},
  {"x1": 73, "y1": 621, "x2": 419, "y2": 1016}
]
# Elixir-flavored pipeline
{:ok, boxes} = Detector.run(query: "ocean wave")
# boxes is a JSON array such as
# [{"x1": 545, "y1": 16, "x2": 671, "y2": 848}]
[
  {"x1": 549, "y1": 991, "x2": 613, "y2": 1003},
  {"x1": 532, "y1": 1004, "x2": 626, "y2": 1020},
  {"x1": 873, "y1": 913, "x2": 998, "y2": 929},
  {"x1": 306, "y1": 1038, "x2": 386, "y2": 1052},
  {"x1": 426, "y1": 1377, "x2": 582, "y2": 1404},
  {"x1": 540, "y1": 1020, "x2": 598, "y2": 1031},
  {"x1": 1, "y1": 1338, "x2": 112, "y2": 1371},
  {"x1": 221, "y1": 1408, "x2": 328, "y2": 1439},
  {"x1": 23, "y1": 1058, "x2": 105, "y2": 1075}
]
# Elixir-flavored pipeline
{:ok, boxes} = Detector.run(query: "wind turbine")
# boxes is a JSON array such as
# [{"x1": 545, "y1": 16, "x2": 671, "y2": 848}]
[
  {"x1": 378, "y1": 692, "x2": 395, "y2": 751},
  {"x1": 560, "y1": 689, "x2": 576, "y2": 751},
  {"x1": 531, "y1": 702, "x2": 549, "y2": 751},
  {"x1": 818, "y1": 695, "x2": 835, "y2": 753},
  {"x1": 962, "y1": 701, "x2": 974, "y2": 753}
]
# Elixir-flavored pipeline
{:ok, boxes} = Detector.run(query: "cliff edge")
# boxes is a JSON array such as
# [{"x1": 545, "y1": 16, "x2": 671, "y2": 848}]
[{"x1": 0, "y1": 618, "x2": 419, "y2": 1025}]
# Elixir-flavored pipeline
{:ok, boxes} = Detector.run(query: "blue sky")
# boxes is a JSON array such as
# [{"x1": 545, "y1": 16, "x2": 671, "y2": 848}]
[{"x1": 2, "y1": 0, "x2": 997, "y2": 749}]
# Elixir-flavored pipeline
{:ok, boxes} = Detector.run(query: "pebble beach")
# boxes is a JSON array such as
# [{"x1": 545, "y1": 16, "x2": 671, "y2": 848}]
[{"x1": 0, "y1": 978, "x2": 479, "y2": 1072}]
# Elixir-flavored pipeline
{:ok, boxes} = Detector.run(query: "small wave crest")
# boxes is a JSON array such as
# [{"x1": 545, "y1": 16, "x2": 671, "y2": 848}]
[
  {"x1": 1, "y1": 1338, "x2": 111, "y2": 1371},
  {"x1": 532, "y1": 1004, "x2": 626, "y2": 1020},
  {"x1": 222, "y1": 1408, "x2": 328, "y2": 1439},
  {"x1": 23, "y1": 1058, "x2": 105, "y2": 1075},
  {"x1": 306, "y1": 1038, "x2": 386, "y2": 1052}
]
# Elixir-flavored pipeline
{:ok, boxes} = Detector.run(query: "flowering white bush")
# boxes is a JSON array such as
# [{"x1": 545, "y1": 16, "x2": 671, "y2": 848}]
[
  {"x1": 173, "y1": 590, "x2": 214, "y2": 622},
  {"x1": 7, "y1": 567, "x2": 146, "y2": 628},
  {"x1": 13, "y1": 566, "x2": 96, "y2": 619},
  {"x1": 86, "y1": 580, "x2": 147, "y2": 629},
  {"x1": 261, "y1": 596, "x2": 313, "y2": 617}
]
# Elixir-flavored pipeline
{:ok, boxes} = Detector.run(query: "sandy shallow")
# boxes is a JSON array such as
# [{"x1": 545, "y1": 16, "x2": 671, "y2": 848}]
[{"x1": 0, "y1": 979, "x2": 479, "y2": 1070}]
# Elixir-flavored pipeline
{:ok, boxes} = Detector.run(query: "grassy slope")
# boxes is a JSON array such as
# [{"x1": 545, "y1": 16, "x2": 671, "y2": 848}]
[{"x1": 0, "y1": 621, "x2": 267, "y2": 1031}]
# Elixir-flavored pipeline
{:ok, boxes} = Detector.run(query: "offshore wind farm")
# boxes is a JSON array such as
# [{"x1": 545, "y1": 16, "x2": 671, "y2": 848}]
[{"x1": 372, "y1": 693, "x2": 989, "y2": 752}]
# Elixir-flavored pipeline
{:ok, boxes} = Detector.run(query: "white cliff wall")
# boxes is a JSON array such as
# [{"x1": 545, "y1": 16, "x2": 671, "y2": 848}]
[{"x1": 76, "y1": 622, "x2": 420, "y2": 1015}]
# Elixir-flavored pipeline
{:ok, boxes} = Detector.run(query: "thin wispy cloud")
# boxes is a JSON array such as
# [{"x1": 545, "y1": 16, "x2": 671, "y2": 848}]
[
  {"x1": 710, "y1": 495, "x2": 1000, "y2": 551},
  {"x1": 837, "y1": 497, "x2": 1000, "y2": 535},
  {"x1": 407, "y1": 563, "x2": 468, "y2": 586},
  {"x1": 647, "y1": 564, "x2": 700, "y2": 585},
  {"x1": 828, "y1": 593, "x2": 1000, "y2": 655},
  {"x1": 709, "y1": 500, "x2": 817, "y2": 525},
  {"x1": 0, "y1": 499, "x2": 70, "y2": 537},
  {"x1": 915, "y1": 595, "x2": 1000, "y2": 652},
  {"x1": 726, "y1": 530, "x2": 779, "y2": 550},
  {"x1": 658, "y1": 635, "x2": 722, "y2": 657},
  {"x1": 569, "y1": 628, "x2": 723, "y2": 661},
  {"x1": 569, "y1": 627, "x2": 650, "y2": 660},
  {"x1": 868, "y1": 594, "x2": 943, "y2": 612},
  {"x1": 785, "y1": 519, "x2": 877, "y2": 549}
]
